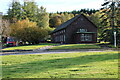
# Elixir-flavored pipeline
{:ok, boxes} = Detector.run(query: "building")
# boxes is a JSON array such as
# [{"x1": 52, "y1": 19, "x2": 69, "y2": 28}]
[{"x1": 51, "y1": 14, "x2": 97, "y2": 44}]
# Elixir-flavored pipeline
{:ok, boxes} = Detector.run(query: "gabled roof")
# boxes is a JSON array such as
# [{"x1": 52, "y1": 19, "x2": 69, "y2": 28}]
[{"x1": 51, "y1": 14, "x2": 97, "y2": 33}]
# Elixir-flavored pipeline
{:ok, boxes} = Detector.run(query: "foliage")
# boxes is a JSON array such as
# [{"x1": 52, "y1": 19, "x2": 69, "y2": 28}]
[
  {"x1": 22, "y1": 1, "x2": 39, "y2": 22},
  {"x1": 7, "y1": 1, "x2": 22, "y2": 23},
  {"x1": 7, "y1": 1, "x2": 49, "y2": 28},
  {"x1": 88, "y1": 12, "x2": 102, "y2": 37},
  {"x1": 57, "y1": 9, "x2": 98, "y2": 15},
  {"x1": 6, "y1": 0, "x2": 99, "y2": 29},
  {"x1": 37, "y1": 6, "x2": 49, "y2": 28},
  {"x1": 100, "y1": 0, "x2": 120, "y2": 44},
  {"x1": 10, "y1": 19, "x2": 48, "y2": 44},
  {"x1": 49, "y1": 13, "x2": 74, "y2": 28},
  {"x1": 49, "y1": 13, "x2": 61, "y2": 28},
  {"x1": 17, "y1": 27, "x2": 47, "y2": 44},
  {"x1": 49, "y1": 9, "x2": 98, "y2": 28},
  {"x1": 2, "y1": 51, "x2": 118, "y2": 78}
]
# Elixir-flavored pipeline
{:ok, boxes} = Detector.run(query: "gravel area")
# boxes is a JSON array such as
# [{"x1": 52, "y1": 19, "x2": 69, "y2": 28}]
[
  {"x1": 0, "y1": 48, "x2": 119, "y2": 56},
  {"x1": 1, "y1": 45, "x2": 119, "y2": 56}
]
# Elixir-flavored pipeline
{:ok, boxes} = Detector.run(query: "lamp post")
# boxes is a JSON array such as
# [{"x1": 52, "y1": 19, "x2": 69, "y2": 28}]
[
  {"x1": 114, "y1": 32, "x2": 116, "y2": 47},
  {"x1": 111, "y1": 0, "x2": 116, "y2": 48}
]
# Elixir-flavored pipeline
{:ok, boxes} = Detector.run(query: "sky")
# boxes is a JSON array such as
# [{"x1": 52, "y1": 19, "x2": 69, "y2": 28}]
[{"x1": 0, "y1": 0, "x2": 104, "y2": 15}]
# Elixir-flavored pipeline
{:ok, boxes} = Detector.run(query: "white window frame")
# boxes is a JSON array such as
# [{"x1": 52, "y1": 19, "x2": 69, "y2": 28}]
[{"x1": 81, "y1": 34, "x2": 92, "y2": 41}]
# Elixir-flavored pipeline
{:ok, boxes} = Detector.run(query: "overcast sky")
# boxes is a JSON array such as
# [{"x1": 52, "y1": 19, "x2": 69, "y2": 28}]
[{"x1": 0, "y1": 0, "x2": 104, "y2": 14}]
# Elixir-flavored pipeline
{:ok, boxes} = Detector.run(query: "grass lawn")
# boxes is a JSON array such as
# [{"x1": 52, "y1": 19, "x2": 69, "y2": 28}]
[
  {"x1": 2, "y1": 43, "x2": 58, "y2": 51},
  {"x1": 50, "y1": 44, "x2": 101, "y2": 50},
  {"x1": 2, "y1": 51, "x2": 118, "y2": 78}
]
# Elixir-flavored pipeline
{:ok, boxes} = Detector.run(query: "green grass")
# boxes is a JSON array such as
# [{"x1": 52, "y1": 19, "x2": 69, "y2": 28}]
[
  {"x1": 2, "y1": 51, "x2": 118, "y2": 78},
  {"x1": 50, "y1": 44, "x2": 101, "y2": 50},
  {"x1": 2, "y1": 43, "x2": 58, "y2": 51}
]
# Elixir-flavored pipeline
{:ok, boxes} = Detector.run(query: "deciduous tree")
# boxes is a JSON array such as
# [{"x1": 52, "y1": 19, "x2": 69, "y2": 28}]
[{"x1": 10, "y1": 19, "x2": 48, "y2": 44}]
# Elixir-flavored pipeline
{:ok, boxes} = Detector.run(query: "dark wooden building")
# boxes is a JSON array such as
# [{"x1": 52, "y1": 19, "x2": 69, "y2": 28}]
[{"x1": 51, "y1": 14, "x2": 97, "y2": 44}]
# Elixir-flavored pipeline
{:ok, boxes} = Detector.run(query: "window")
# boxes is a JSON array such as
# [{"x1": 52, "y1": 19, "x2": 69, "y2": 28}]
[
  {"x1": 63, "y1": 35, "x2": 66, "y2": 42},
  {"x1": 80, "y1": 29, "x2": 87, "y2": 32},
  {"x1": 60, "y1": 35, "x2": 62, "y2": 41},
  {"x1": 81, "y1": 18, "x2": 83, "y2": 21},
  {"x1": 81, "y1": 34, "x2": 92, "y2": 41},
  {"x1": 61, "y1": 35, "x2": 63, "y2": 41},
  {"x1": 81, "y1": 34, "x2": 84, "y2": 41},
  {"x1": 64, "y1": 30, "x2": 65, "y2": 33},
  {"x1": 59, "y1": 35, "x2": 64, "y2": 42},
  {"x1": 60, "y1": 31, "x2": 62, "y2": 34},
  {"x1": 58, "y1": 36, "x2": 60, "y2": 41}
]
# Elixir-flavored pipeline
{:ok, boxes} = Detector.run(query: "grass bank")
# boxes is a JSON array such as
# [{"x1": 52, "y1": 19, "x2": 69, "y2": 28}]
[
  {"x1": 2, "y1": 43, "x2": 58, "y2": 51},
  {"x1": 2, "y1": 51, "x2": 118, "y2": 78},
  {"x1": 50, "y1": 44, "x2": 101, "y2": 50}
]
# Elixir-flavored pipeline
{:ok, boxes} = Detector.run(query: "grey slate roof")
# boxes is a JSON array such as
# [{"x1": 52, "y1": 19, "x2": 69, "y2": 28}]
[{"x1": 51, "y1": 14, "x2": 97, "y2": 33}]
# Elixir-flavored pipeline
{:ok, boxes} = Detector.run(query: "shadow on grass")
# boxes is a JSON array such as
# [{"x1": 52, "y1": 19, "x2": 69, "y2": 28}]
[{"x1": 2, "y1": 53, "x2": 118, "y2": 78}]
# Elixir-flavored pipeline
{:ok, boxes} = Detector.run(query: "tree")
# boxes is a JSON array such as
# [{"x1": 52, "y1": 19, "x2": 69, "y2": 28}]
[
  {"x1": 100, "y1": 0, "x2": 120, "y2": 44},
  {"x1": 37, "y1": 6, "x2": 49, "y2": 28},
  {"x1": 60, "y1": 13, "x2": 66, "y2": 23},
  {"x1": 10, "y1": 19, "x2": 48, "y2": 44},
  {"x1": 0, "y1": 20, "x2": 10, "y2": 37},
  {"x1": 89, "y1": 12, "x2": 102, "y2": 37},
  {"x1": 15, "y1": 27, "x2": 48, "y2": 44},
  {"x1": 7, "y1": 1, "x2": 22, "y2": 23},
  {"x1": 0, "y1": 19, "x2": 10, "y2": 46},
  {"x1": 64, "y1": 13, "x2": 71, "y2": 21},
  {"x1": 49, "y1": 13, "x2": 74, "y2": 28},
  {"x1": 22, "y1": 1, "x2": 39, "y2": 21},
  {"x1": 49, "y1": 13, "x2": 62, "y2": 28}
]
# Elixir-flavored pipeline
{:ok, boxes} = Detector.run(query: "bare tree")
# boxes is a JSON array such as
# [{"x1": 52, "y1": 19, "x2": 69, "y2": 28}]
[
  {"x1": 0, "y1": 20, "x2": 10, "y2": 37},
  {"x1": 0, "y1": 19, "x2": 10, "y2": 48}
]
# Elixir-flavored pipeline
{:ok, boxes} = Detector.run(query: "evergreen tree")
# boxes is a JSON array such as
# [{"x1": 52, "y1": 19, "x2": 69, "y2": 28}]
[
  {"x1": 100, "y1": 0, "x2": 120, "y2": 44},
  {"x1": 22, "y1": 1, "x2": 39, "y2": 22},
  {"x1": 89, "y1": 12, "x2": 102, "y2": 37},
  {"x1": 37, "y1": 6, "x2": 49, "y2": 28},
  {"x1": 7, "y1": 1, "x2": 22, "y2": 23}
]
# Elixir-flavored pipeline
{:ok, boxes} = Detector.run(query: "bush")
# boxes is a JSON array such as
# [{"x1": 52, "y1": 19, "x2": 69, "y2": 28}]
[
  {"x1": 13, "y1": 27, "x2": 48, "y2": 44},
  {"x1": 10, "y1": 19, "x2": 48, "y2": 44}
]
